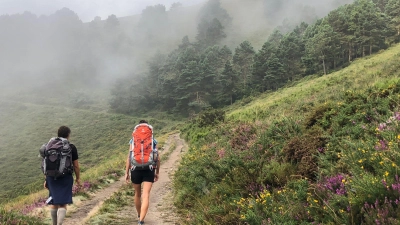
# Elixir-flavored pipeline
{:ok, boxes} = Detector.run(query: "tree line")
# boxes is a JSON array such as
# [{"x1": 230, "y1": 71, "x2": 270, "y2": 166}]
[{"x1": 111, "y1": 0, "x2": 400, "y2": 116}]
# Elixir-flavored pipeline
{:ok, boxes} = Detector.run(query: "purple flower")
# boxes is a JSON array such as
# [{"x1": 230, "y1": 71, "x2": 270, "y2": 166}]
[
  {"x1": 73, "y1": 181, "x2": 92, "y2": 195},
  {"x1": 321, "y1": 174, "x2": 347, "y2": 196},
  {"x1": 378, "y1": 123, "x2": 387, "y2": 131},
  {"x1": 20, "y1": 197, "x2": 47, "y2": 215},
  {"x1": 394, "y1": 112, "x2": 400, "y2": 121},
  {"x1": 375, "y1": 140, "x2": 388, "y2": 151},
  {"x1": 246, "y1": 182, "x2": 265, "y2": 197},
  {"x1": 217, "y1": 148, "x2": 225, "y2": 159}
]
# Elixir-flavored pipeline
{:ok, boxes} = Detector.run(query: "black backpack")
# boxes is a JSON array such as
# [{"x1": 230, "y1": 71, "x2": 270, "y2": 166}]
[{"x1": 39, "y1": 137, "x2": 73, "y2": 179}]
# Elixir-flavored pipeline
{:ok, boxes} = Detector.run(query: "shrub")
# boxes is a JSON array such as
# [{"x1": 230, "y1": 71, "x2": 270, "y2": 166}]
[
  {"x1": 283, "y1": 127, "x2": 327, "y2": 180},
  {"x1": 230, "y1": 123, "x2": 257, "y2": 151},
  {"x1": 304, "y1": 103, "x2": 333, "y2": 128},
  {"x1": 196, "y1": 108, "x2": 225, "y2": 127}
]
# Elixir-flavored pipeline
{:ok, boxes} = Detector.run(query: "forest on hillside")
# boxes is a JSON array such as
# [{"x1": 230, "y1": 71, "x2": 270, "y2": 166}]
[
  {"x1": 110, "y1": 0, "x2": 400, "y2": 116},
  {"x1": 1, "y1": 0, "x2": 353, "y2": 107}
]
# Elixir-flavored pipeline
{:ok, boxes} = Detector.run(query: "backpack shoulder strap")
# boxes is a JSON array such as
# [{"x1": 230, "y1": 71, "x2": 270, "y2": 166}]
[{"x1": 129, "y1": 139, "x2": 134, "y2": 151}]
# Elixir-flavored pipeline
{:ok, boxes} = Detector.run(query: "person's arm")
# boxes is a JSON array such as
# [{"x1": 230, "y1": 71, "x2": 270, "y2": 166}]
[
  {"x1": 155, "y1": 155, "x2": 160, "y2": 182},
  {"x1": 73, "y1": 160, "x2": 81, "y2": 186},
  {"x1": 125, "y1": 152, "x2": 131, "y2": 183}
]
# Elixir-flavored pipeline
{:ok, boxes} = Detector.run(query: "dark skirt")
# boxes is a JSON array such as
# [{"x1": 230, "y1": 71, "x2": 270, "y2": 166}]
[{"x1": 46, "y1": 174, "x2": 73, "y2": 205}]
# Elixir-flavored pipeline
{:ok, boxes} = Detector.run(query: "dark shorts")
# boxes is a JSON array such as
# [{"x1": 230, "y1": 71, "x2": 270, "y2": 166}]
[
  {"x1": 131, "y1": 169, "x2": 155, "y2": 184},
  {"x1": 46, "y1": 174, "x2": 73, "y2": 205}
]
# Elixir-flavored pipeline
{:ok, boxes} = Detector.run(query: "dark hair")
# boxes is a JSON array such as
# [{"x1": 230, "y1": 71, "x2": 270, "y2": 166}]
[
  {"x1": 139, "y1": 120, "x2": 148, "y2": 124},
  {"x1": 58, "y1": 126, "x2": 71, "y2": 138}
]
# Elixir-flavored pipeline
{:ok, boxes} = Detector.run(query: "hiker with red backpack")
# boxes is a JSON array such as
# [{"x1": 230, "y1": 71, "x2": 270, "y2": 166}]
[
  {"x1": 125, "y1": 120, "x2": 160, "y2": 225},
  {"x1": 40, "y1": 126, "x2": 81, "y2": 225}
]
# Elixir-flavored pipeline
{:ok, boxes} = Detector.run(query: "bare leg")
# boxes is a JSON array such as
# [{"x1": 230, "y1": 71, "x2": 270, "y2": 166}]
[
  {"x1": 133, "y1": 183, "x2": 142, "y2": 218},
  {"x1": 139, "y1": 182, "x2": 153, "y2": 221}
]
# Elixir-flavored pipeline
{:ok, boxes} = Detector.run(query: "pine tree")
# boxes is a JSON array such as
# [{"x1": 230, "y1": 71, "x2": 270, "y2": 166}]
[
  {"x1": 372, "y1": 0, "x2": 389, "y2": 11},
  {"x1": 196, "y1": 18, "x2": 226, "y2": 47},
  {"x1": 264, "y1": 53, "x2": 285, "y2": 90},
  {"x1": 232, "y1": 41, "x2": 255, "y2": 96},
  {"x1": 305, "y1": 22, "x2": 340, "y2": 75},
  {"x1": 198, "y1": 0, "x2": 232, "y2": 27},
  {"x1": 278, "y1": 26, "x2": 307, "y2": 81},
  {"x1": 252, "y1": 30, "x2": 282, "y2": 92},
  {"x1": 218, "y1": 60, "x2": 237, "y2": 105},
  {"x1": 385, "y1": 0, "x2": 400, "y2": 40}
]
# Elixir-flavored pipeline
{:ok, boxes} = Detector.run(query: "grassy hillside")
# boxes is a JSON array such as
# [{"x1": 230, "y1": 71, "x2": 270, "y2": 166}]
[
  {"x1": 174, "y1": 43, "x2": 400, "y2": 224},
  {"x1": 0, "y1": 99, "x2": 177, "y2": 203}
]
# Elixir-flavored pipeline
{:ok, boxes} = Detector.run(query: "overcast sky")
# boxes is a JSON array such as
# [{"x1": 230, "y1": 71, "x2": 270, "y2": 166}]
[{"x1": 0, "y1": 0, "x2": 205, "y2": 22}]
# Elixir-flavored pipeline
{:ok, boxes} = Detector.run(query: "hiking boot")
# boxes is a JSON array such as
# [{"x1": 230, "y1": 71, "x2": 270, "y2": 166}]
[{"x1": 138, "y1": 221, "x2": 145, "y2": 225}]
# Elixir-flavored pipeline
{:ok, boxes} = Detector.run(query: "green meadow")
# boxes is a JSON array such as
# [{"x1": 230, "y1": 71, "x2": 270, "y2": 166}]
[{"x1": 0, "y1": 98, "x2": 177, "y2": 203}]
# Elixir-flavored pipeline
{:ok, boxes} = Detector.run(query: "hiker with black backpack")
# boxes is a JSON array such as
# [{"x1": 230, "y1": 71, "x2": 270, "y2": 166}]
[
  {"x1": 40, "y1": 126, "x2": 81, "y2": 225},
  {"x1": 125, "y1": 120, "x2": 160, "y2": 225}
]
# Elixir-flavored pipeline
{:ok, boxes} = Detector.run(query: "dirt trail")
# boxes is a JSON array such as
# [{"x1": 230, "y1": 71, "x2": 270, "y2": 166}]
[
  {"x1": 141, "y1": 133, "x2": 186, "y2": 225},
  {"x1": 62, "y1": 133, "x2": 186, "y2": 225},
  {"x1": 64, "y1": 177, "x2": 125, "y2": 225}
]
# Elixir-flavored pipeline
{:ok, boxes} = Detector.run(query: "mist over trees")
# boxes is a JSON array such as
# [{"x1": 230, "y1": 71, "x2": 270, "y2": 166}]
[
  {"x1": 110, "y1": 0, "x2": 400, "y2": 116},
  {"x1": 1, "y1": 0, "x2": 397, "y2": 113}
]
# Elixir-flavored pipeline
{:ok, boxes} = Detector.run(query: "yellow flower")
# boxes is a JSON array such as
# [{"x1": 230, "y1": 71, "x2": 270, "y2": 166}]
[
  {"x1": 384, "y1": 171, "x2": 389, "y2": 177},
  {"x1": 358, "y1": 159, "x2": 363, "y2": 163},
  {"x1": 314, "y1": 199, "x2": 319, "y2": 203},
  {"x1": 397, "y1": 134, "x2": 400, "y2": 140}
]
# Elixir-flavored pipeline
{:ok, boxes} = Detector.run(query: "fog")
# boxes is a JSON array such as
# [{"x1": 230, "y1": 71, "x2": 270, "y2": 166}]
[
  {"x1": 0, "y1": 0, "x2": 358, "y2": 202},
  {"x1": 0, "y1": 0, "x2": 353, "y2": 104},
  {"x1": 0, "y1": 0, "x2": 205, "y2": 22}
]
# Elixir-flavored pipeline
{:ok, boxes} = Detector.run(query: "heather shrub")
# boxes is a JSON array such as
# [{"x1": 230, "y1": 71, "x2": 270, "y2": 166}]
[{"x1": 282, "y1": 127, "x2": 327, "y2": 180}]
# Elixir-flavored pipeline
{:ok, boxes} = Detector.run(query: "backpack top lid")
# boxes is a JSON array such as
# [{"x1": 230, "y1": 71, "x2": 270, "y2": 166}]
[
  {"x1": 132, "y1": 123, "x2": 153, "y2": 136},
  {"x1": 46, "y1": 137, "x2": 69, "y2": 150}
]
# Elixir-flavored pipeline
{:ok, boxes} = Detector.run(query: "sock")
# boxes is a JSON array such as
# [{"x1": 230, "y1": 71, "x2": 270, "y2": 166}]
[
  {"x1": 50, "y1": 208, "x2": 57, "y2": 225},
  {"x1": 57, "y1": 208, "x2": 67, "y2": 225}
]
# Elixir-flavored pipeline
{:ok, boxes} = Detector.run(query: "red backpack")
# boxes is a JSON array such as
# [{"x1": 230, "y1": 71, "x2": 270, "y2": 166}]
[{"x1": 130, "y1": 123, "x2": 156, "y2": 170}]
